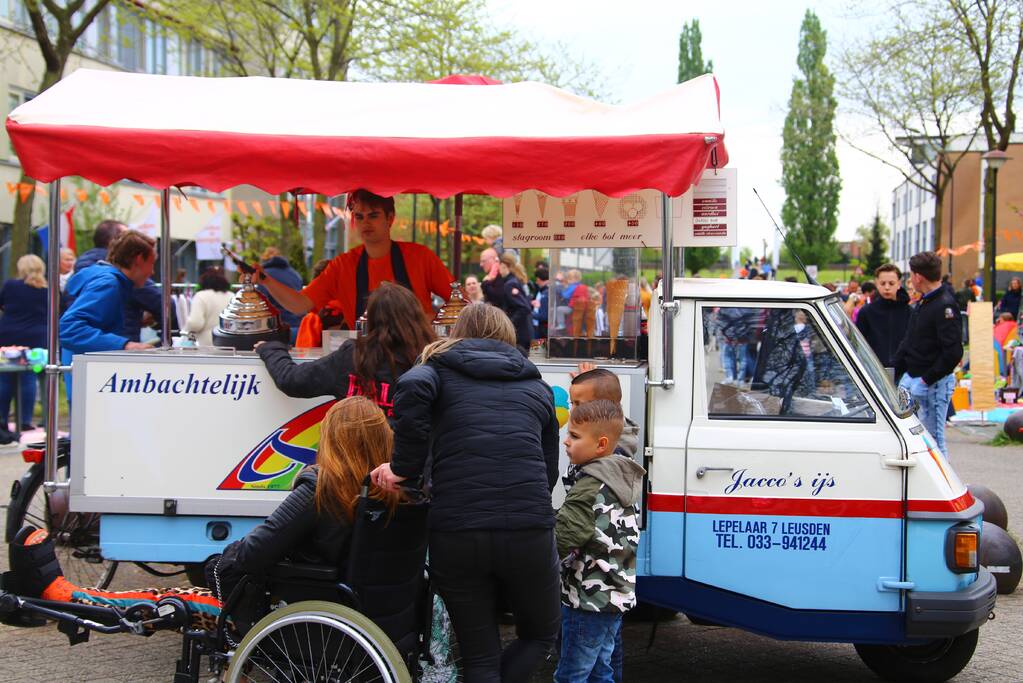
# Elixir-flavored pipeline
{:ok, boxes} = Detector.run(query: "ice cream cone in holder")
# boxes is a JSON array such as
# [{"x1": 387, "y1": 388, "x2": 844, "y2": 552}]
[{"x1": 605, "y1": 279, "x2": 630, "y2": 355}]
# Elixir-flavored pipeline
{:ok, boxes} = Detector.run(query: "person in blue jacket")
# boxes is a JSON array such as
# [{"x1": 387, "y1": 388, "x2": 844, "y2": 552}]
[
  {"x1": 71, "y1": 219, "x2": 166, "y2": 342},
  {"x1": 257, "y1": 247, "x2": 304, "y2": 344},
  {"x1": 61, "y1": 231, "x2": 157, "y2": 402}
]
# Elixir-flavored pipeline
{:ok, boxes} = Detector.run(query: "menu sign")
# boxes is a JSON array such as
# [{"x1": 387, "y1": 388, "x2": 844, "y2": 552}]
[{"x1": 503, "y1": 168, "x2": 737, "y2": 248}]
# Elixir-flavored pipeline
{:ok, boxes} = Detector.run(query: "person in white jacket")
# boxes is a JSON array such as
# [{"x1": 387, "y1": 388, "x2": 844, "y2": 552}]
[{"x1": 183, "y1": 267, "x2": 234, "y2": 346}]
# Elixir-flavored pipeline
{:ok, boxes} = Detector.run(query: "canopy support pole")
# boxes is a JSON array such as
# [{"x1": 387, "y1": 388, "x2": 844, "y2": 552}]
[
  {"x1": 650, "y1": 193, "x2": 676, "y2": 390},
  {"x1": 160, "y1": 189, "x2": 172, "y2": 348},
  {"x1": 453, "y1": 194, "x2": 463, "y2": 281},
  {"x1": 44, "y1": 179, "x2": 62, "y2": 489}
]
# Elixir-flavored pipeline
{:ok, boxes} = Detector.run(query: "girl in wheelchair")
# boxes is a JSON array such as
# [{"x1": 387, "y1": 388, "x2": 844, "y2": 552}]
[{"x1": 7, "y1": 395, "x2": 403, "y2": 631}]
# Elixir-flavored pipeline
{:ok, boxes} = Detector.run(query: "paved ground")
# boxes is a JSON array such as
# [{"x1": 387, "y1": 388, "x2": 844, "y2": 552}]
[{"x1": 0, "y1": 425, "x2": 1019, "y2": 682}]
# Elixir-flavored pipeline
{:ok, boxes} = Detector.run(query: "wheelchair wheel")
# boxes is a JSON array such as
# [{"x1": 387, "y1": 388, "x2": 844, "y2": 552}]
[
  {"x1": 226, "y1": 600, "x2": 411, "y2": 683},
  {"x1": 6, "y1": 464, "x2": 117, "y2": 590}
]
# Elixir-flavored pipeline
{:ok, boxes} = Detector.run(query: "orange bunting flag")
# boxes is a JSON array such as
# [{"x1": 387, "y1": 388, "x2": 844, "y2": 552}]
[
  {"x1": 319, "y1": 202, "x2": 332, "y2": 217},
  {"x1": 1002, "y1": 229, "x2": 1012, "y2": 241},
  {"x1": 18, "y1": 183, "x2": 33, "y2": 202},
  {"x1": 252, "y1": 201, "x2": 264, "y2": 216},
  {"x1": 60, "y1": 189, "x2": 67, "y2": 201},
  {"x1": 268, "y1": 201, "x2": 279, "y2": 217},
  {"x1": 99, "y1": 190, "x2": 110, "y2": 204},
  {"x1": 439, "y1": 221, "x2": 450, "y2": 237},
  {"x1": 474, "y1": 236, "x2": 485, "y2": 245},
  {"x1": 35, "y1": 185, "x2": 47, "y2": 196},
  {"x1": 235, "y1": 200, "x2": 249, "y2": 216},
  {"x1": 133, "y1": 194, "x2": 145, "y2": 206},
  {"x1": 188, "y1": 198, "x2": 200, "y2": 212},
  {"x1": 331, "y1": 206, "x2": 344, "y2": 218},
  {"x1": 172, "y1": 197, "x2": 182, "y2": 212},
  {"x1": 297, "y1": 201, "x2": 309, "y2": 218},
  {"x1": 1016, "y1": 230, "x2": 1023, "y2": 241},
  {"x1": 207, "y1": 199, "x2": 216, "y2": 213},
  {"x1": 75, "y1": 188, "x2": 88, "y2": 203},
  {"x1": 281, "y1": 201, "x2": 292, "y2": 218},
  {"x1": 5, "y1": 182, "x2": 16, "y2": 195}
]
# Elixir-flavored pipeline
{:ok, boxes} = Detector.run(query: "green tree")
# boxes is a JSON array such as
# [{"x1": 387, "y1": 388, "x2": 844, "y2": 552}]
[
  {"x1": 854, "y1": 211, "x2": 890, "y2": 273},
  {"x1": 9, "y1": 0, "x2": 113, "y2": 270},
  {"x1": 780, "y1": 10, "x2": 841, "y2": 268},
  {"x1": 66, "y1": 179, "x2": 132, "y2": 252},
  {"x1": 677, "y1": 18, "x2": 720, "y2": 274}
]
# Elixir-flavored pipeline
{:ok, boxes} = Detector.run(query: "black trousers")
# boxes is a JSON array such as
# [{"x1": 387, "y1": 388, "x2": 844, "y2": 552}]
[{"x1": 430, "y1": 528, "x2": 561, "y2": 683}]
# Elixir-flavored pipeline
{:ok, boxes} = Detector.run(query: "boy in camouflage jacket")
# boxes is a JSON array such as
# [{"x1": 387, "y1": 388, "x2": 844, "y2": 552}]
[{"x1": 554, "y1": 400, "x2": 645, "y2": 683}]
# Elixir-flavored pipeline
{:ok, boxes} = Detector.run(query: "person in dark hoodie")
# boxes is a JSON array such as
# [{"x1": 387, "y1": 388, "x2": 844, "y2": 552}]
[
  {"x1": 257, "y1": 247, "x2": 304, "y2": 344},
  {"x1": 70, "y1": 219, "x2": 166, "y2": 342},
  {"x1": 371, "y1": 303, "x2": 561, "y2": 683},
  {"x1": 555, "y1": 400, "x2": 644, "y2": 683},
  {"x1": 855, "y1": 263, "x2": 912, "y2": 380},
  {"x1": 498, "y1": 252, "x2": 534, "y2": 355},
  {"x1": 255, "y1": 283, "x2": 435, "y2": 419}
]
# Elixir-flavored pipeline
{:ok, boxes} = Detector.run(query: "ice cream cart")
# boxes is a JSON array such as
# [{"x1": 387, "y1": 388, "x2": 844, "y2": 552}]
[{"x1": 6, "y1": 69, "x2": 995, "y2": 682}]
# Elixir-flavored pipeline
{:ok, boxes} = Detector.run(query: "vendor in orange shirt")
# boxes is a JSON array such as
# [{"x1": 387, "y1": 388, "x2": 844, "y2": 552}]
[{"x1": 256, "y1": 189, "x2": 453, "y2": 331}]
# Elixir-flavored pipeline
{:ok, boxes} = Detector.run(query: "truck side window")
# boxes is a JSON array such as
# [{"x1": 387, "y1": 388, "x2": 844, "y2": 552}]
[{"x1": 702, "y1": 306, "x2": 875, "y2": 421}]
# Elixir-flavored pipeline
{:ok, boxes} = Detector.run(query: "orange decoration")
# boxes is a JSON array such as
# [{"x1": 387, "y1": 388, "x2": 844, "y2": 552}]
[
  {"x1": 297, "y1": 202, "x2": 309, "y2": 218},
  {"x1": 207, "y1": 199, "x2": 216, "y2": 213},
  {"x1": 99, "y1": 190, "x2": 110, "y2": 204},
  {"x1": 5, "y1": 182, "x2": 16, "y2": 195},
  {"x1": 133, "y1": 194, "x2": 145, "y2": 206},
  {"x1": 75, "y1": 189, "x2": 88, "y2": 202},
  {"x1": 281, "y1": 201, "x2": 292, "y2": 218},
  {"x1": 252, "y1": 201, "x2": 264, "y2": 216},
  {"x1": 268, "y1": 202, "x2": 279, "y2": 216},
  {"x1": 60, "y1": 189, "x2": 67, "y2": 201},
  {"x1": 331, "y1": 206, "x2": 344, "y2": 218},
  {"x1": 172, "y1": 197, "x2": 182, "y2": 211},
  {"x1": 189, "y1": 198, "x2": 200, "y2": 212},
  {"x1": 18, "y1": 183, "x2": 33, "y2": 202},
  {"x1": 235, "y1": 200, "x2": 249, "y2": 216},
  {"x1": 35, "y1": 185, "x2": 47, "y2": 196}
]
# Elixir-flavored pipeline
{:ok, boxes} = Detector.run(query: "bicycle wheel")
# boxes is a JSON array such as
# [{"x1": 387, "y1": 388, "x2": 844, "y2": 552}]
[
  {"x1": 6, "y1": 465, "x2": 117, "y2": 590},
  {"x1": 226, "y1": 600, "x2": 410, "y2": 683}
]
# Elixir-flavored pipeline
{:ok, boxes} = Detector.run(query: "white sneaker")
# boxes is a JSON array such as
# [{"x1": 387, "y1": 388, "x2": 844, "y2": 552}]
[{"x1": 0, "y1": 440, "x2": 22, "y2": 454}]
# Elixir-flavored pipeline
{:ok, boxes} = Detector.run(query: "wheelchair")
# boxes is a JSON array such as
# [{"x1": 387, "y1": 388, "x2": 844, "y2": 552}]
[{"x1": 0, "y1": 479, "x2": 434, "y2": 683}]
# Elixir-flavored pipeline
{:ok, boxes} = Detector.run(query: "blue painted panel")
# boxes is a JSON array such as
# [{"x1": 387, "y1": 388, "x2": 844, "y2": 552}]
[
  {"x1": 101, "y1": 515, "x2": 263, "y2": 562},
  {"x1": 637, "y1": 576, "x2": 907, "y2": 644},
  {"x1": 684, "y1": 514, "x2": 902, "y2": 611},
  {"x1": 646, "y1": 511, "x2": 684, "y2": 577},
  {"x1": 906, "y1": 518, "x2": 978, "y2": 592}
]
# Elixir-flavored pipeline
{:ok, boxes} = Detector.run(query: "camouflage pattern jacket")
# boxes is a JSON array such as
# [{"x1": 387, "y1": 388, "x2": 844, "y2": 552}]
[{"x1": 556, "y1": 453, "x2": 645, "y2": 613}]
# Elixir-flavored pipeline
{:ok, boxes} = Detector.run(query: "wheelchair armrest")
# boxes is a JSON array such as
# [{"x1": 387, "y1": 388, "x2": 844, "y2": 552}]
[{"x1": 266, "y1": 561, "x2": 340, "y2": 582}]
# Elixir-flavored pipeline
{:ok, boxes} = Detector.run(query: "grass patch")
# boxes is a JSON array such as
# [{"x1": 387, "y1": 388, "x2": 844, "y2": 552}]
[{"x1": 985, "y1": 431, "x2": 1017, "y2": 447}]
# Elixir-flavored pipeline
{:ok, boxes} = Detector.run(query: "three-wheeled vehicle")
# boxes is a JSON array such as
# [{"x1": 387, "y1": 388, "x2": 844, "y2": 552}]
[{"x1": 1, "y1": 69, "x2": 995, "y2": 682}]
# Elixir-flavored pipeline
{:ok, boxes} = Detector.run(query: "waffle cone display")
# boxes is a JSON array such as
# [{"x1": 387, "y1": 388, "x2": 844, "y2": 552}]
[
  {"x1": 584, "y1": 302, "x2": 597, "y2": 338},
  {"x1": 605, "y1": 280, "x2": 629, "y2": 354},
  {"x1": 571, "y1": 305, "x2": 585, "y2": 336}
]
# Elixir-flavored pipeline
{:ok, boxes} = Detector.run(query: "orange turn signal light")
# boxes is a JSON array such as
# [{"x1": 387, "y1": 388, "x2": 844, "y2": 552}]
[
  {"x1": 21, "y1": 448, "x2": 43, "y2": 464},
  {"x1": 953, "y1": 532, "x2": 978, "y2": 571}
]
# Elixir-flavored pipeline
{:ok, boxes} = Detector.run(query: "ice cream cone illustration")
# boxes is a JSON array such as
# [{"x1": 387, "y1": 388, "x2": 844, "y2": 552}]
[
  {"x1": 537, "y1": 193, "x2": 548, "y2": 218},
  {"x1": 605, "y1": 279, "x2": 629, "y2": 355},
  {"x1": 562, "y1": 194, "x2": 579, "y2": 218},
  {"x1": 618, "y1": 194, "x2": 648, "y2": 220},
  {"x1": 513, "y1": 193, "x2": 524, "y2": 216},
  {"x1": 592, "y1": 191, "x2": 609, "y2": 218}
]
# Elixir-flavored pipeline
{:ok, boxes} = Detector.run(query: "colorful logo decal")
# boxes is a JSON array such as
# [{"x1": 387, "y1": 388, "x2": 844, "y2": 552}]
[
  {"x1": 219, "y1": 400, "x2": 336, "y2": 491},
  {"x1": 553, "y1": 385, "x2": 570, "y2": 428}
]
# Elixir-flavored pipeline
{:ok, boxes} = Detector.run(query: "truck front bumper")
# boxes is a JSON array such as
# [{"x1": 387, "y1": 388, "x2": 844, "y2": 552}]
[{"x1": 905, "y1": 568, "x2": 997, "y2": 638}]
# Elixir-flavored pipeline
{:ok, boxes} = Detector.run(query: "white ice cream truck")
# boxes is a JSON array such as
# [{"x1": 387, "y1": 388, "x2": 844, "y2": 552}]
[{"x1": 5, "y1": 70, "x2": 994, "y2": 682}]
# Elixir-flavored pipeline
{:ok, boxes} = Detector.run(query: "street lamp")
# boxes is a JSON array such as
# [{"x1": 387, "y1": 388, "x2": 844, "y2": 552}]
[{"x1": 983, "y1": 149, "x2": 1011, "y2": 301}]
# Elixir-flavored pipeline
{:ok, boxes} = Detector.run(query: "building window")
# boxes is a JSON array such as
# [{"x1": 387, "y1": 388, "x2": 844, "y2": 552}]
[
  {"x1": 117, "y1": 9, "x2": 144, "y2": 72},
  {"x1": 7, "y1": 88, "x2": 34, "y2": 155}
]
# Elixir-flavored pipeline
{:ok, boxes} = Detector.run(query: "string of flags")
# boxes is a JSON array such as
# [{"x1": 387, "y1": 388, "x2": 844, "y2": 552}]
[{"x1": 6, "y1": 182, "x2": 489, "y2": 244}]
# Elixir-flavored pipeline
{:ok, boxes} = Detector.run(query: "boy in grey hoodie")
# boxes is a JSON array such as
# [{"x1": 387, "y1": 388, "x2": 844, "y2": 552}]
[{"x1": 555, "y1": 400, "x2": 645, "y2": 683}]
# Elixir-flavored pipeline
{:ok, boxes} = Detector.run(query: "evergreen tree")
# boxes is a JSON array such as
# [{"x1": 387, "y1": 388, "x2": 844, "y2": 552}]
[
  {"x1": 866, "y1": 211, "x2": 888, "y2": 273},
  {"x1": 678, "y1": 19, "x2": 720, "y2": 273},
  {"x1": 780, "y1": 10, "x2": 841, "y2": 268}
]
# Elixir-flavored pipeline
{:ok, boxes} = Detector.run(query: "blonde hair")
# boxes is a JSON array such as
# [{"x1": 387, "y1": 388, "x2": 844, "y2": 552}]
[
  {"x1": 315, "y1": 396, "x2": 401, "y2": 521},
  {"x1": 419, "y1": 303, "x2": 516, "y2": 364},
  {"x1": 499, "y1": 252, "x2": 527, "y2": 283},
  {"x1": 17, "y1": 254, "x2": 46, "y2": 288},
  {"x1": 481, "y1": 224, "x2": 503, "y2": 241}
]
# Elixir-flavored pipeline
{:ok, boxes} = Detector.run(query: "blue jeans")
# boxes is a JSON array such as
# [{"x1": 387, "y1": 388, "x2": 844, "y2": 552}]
[
  {"x1": 719, "y1": 342, "x2": 747, "y2": 382},
  {"x1": 899, "y1": 373, "x2": 956, "y2": 457},
  {"x1": 554, "y1": 606, "x2": 622, "y2": 683},
  {"x1": 0, "y1": 372, "x2": 36, "y2": 428}
]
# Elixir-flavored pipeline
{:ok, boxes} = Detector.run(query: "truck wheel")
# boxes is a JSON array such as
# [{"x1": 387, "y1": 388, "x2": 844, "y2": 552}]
[{"x1": 854, "y1": 629, "x2": 979, "y2": 683}]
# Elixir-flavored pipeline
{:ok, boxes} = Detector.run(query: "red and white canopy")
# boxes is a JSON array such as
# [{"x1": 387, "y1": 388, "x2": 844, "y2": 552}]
[{"x1": 7, "y1": 69, "x2": 727, "y2": 198}]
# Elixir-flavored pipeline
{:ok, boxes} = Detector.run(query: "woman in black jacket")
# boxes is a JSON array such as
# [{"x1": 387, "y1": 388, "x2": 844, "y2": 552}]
[
  {"x1": 8, "y1": 396, "x2": 401, "y2": 627},
  {"x1": 256, "y1": 281, "x2": 435, "y2": 417},
  {"x1": 372, "y1": 304, "x2": 561, "y2": 683},
  {"x1": 498, "y1": 252, "x2": 534, "y2": 355}
]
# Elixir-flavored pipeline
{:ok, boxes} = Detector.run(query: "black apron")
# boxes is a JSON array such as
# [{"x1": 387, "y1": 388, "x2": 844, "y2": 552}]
[{"x1": 355, "y1": 242, "x2": 413, "y2": 318}]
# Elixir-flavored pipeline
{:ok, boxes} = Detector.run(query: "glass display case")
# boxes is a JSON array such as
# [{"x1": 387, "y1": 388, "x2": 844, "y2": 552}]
[{"x1": 546, "y1": 247, "x2": 642, "y2": 360}]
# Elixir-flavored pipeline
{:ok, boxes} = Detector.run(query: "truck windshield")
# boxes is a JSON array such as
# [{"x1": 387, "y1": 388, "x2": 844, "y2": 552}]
[{"x1": 824, "y1": 299, "x2": 909, "y2": 416}]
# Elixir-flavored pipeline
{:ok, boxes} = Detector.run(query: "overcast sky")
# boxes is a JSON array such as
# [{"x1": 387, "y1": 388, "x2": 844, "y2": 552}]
[{"x1": 490, "y1": 0, "x2": 905, "y2": 256}]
